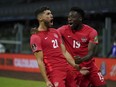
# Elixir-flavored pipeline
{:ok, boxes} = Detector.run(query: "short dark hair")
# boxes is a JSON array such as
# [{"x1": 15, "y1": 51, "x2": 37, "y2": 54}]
[
  {"x1": 35, "y1": 6, "x2": 50, "y2": 18},
  {"x1": 70, "y1": 7, "x2": 85, "y2": 18}
]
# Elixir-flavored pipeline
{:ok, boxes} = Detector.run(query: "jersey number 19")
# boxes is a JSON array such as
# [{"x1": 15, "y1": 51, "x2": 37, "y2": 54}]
[{"x1": 73, "y1": 40, "x2": 81, "y2": 48}]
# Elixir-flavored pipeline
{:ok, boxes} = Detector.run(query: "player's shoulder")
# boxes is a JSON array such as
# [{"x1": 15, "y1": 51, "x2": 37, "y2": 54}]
[
  {"x1": 58, "y1": 25, "x2": 69, "y2": 30},
  {"x1": 83, "y1": 24, "x2": 97, "y2": 32},
  {"x1": 49, "y1": 28, "x2": 61, "y2": 35},
  {"x1": 49, "y1": 28, "x2": 57, "y2": 31},
  {"x1": 57, "y1": 25, "x2": 69, "y2": 34},
  {"x1": 49, "y1": 28, "x2": 58, "y2": 32},
  {"x1": 30, "y1": 33, "x2": 40, "y2": 40}
]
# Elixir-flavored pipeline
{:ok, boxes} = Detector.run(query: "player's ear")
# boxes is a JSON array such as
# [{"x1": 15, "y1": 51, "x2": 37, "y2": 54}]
[
  {"x1": 39, "y1": 16, "x2": 43, "y2": 21},
  {"x1": 37, "y1": 14, "x2": 43, "y2": 21}
]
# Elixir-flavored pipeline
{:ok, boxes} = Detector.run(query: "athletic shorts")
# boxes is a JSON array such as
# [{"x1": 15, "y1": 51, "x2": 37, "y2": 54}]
[
  {"x1": 48, "y1": 67, "x2": 77, "y2": 87},
  {"x1": 79, "y1": 63, "x2": 106, "y2": 87},
  {"x1": 66, "y1": 65, "x2": 83, "y2": 87}
]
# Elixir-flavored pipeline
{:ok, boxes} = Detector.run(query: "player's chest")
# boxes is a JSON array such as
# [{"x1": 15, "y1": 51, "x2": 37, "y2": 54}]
[
  {"x1": 40, "y1": 32, "x2": 60, "y2": 48},
  {"x1": 64, "y1": 31, "x2": 89, "y2": 45}
]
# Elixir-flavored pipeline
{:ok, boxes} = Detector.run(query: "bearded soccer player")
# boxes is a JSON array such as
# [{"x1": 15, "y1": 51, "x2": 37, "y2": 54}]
[
  {"x1": 30, "y1": 6, "x2": 89, "y2": 87},
  {"x1": 58, "y1": 7, "x2": 107, "y2": 87}
]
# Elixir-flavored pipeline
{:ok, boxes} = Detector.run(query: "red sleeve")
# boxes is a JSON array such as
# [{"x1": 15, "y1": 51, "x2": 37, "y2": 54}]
[
  {"x1": 30, "y1": 34, "x2": 42, "y2": 53},
  {"x1": 89, "y1": 29, "x2": 98, "y2": 44}
]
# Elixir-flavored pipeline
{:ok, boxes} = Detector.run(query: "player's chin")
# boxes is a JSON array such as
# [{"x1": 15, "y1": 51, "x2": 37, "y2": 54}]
[
  {"x1": 68, "y1": 23, "x2": 73, "y2": 27},
  {"x1": 70, "y1": 24, "x2": 73, "y2": 27}
]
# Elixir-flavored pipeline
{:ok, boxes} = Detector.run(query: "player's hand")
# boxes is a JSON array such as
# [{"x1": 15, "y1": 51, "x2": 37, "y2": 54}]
[
  {"x1": 81, "y1": 67, "x2": 90, "y2": 70},
  {"x1": 74, "y1": 56, "x2": 83, "y2": 64},
  {"x1": 79, "y1": 67, "x2": 90, "y2": 75},
  {"x1": 74, "y1": 64, "x2": 81, "y2": 70},
  {"x1": 46, "y1": 80, "x2": 53, "y2": 87}
]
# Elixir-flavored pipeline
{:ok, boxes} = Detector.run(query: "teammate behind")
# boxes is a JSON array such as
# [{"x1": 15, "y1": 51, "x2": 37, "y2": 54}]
[{"x1": 58, "y1": 7, "x2": 107, "y2": 87}]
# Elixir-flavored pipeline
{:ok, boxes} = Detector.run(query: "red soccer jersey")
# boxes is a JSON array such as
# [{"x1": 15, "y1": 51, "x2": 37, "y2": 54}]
[
  {"x1": 58, "y1": 24, "x2": 98, "y2": 66},
  {"x1": 30, "y1": 28, "x2": 68, "y2": 72}
]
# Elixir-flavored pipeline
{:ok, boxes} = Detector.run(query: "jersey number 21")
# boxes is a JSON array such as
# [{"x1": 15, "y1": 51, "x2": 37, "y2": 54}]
[{"x1": 52, "y1": 39, "x2": 59, "y2": 48}]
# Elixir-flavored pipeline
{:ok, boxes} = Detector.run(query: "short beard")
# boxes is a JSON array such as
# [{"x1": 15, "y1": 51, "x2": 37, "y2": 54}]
[
  {"x1": 44, "y1": 21, "x2": 51, "y2": 28},
  {"x1": 71, "y1": 24, "x2": 79, "y2": 30}
]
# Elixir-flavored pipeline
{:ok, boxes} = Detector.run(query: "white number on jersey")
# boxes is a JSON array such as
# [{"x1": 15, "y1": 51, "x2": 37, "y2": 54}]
[
  {"x1": 73, "y1": 40, "x2": 81, "y2": 48},
  {"x1": 52, "y1": 39, "x2": 59, "y2": 48},
  {"x1": 97, "y1": 72, "x2": 104, "y2": 82}
]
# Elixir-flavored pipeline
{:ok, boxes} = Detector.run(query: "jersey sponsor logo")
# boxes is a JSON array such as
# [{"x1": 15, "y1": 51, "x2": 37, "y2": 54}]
[
  {"x1": 68, "y1": 35, "x2": 71, "y2": 38},
  {"x1": 81, "y1": 37, "x2": 87, "y2": 42},
  {"x1": 44, "y1": 37, "x2": 48, "y2": 40},
  {"x1": 54, "y1": 33, "x2": 58, "y2": 38},
  {"x1": 31, "y1": 44, "x2": 37, "y2": 51},
  {"x1": 94, "y1": 36, "x2": 98, "y2": 43}
]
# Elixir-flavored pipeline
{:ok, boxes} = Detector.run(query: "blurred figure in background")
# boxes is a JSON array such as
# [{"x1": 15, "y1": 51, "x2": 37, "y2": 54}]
[
  {"x1": 0, "y1": 43, "x2": 5, "y2": 53},
  {"x1": 107, "y1": 35, "x2": 116, "y2": 58}
]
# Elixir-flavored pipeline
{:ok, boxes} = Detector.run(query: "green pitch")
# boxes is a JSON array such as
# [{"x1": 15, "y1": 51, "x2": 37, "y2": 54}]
[{"x1": 0, "y1": 77, "x2": 46, "y2": 87}]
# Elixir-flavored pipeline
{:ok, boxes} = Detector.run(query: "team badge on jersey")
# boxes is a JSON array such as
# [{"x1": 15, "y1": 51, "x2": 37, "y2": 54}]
[
  {"x1": 81, "y1": 37, "x2": 87, "y2": 42},
  {"x1": 94, "y1": 36, "x2": 98, "y2": 43},
  {"x1": 31, "y1": 44, "x2": 37, "y2": 51},
  {"x1": 54, "y1": 33, "x2": 58, "y2": 38}
]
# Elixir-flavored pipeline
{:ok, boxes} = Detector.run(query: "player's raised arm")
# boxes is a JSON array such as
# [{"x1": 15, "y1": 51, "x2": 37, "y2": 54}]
[
  {"x1": 75, "y1": 42, "x2": 96, "y2": 63},
  {"x1": 75, "y1": 30, "x2": 98, "y2": 64},
  {"x1": 60, "y1": 43, "x2": 89, "y2": 75}
]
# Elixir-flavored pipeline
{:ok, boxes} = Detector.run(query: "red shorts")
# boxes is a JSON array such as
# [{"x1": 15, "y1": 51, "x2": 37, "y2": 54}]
[
  {"x1": 66, "y1": 69, "x2": 81, "y2": 87},
  {"x1": 66, "y1": 65, "x2": 83, "y2": 87},
  {"x1": 79, "y1": 63, "x2": 106, "y2": 87},
  {"x1": 48, "y1": 67, "x2": 77, "y2": 87}
]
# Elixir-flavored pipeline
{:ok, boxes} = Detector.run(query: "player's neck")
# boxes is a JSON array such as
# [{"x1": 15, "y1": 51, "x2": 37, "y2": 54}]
[
  {"x1": 38, "y1": 23, "x2": 48, "y2": 31},
  {"x1": 72, "y1": 24, "x2": 83, "y2": 31},
  {"x1": 77, "y1": 24, "x2": 83, "y2": 30}
]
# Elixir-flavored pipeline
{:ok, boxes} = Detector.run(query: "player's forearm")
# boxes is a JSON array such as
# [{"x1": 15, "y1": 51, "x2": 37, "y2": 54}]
[
  {"x1": 60, "y1": 44, "x2": 80, "y2": 70},
  {"x1": 63, "y1": 51, "x2": 75, "y2": 66},
  {"x1": 82, "y1": 51, "x2": 93, "y2": 62},
  {"x1": 64, "y1": 51, "x2": 80, "y2": 70},
  {"x1": 82, "y1": 43, "x2": 96, "y2": 62},
  {"x1": 37, "y1": 60, "x2": 49, "y2": 82},
  {"x1": 34, "y1": 52, "x2": 49, "y2": 82}
]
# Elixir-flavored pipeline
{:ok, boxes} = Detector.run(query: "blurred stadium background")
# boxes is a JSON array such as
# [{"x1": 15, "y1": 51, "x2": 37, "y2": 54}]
[{"x1": 0, "y1": 0, "x2": 116, "y2": 87}]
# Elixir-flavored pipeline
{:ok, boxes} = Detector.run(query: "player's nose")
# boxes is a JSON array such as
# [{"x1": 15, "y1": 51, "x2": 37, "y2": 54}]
[{"x1": 50, "y1": 14, "x2": 53, "y2": 18}]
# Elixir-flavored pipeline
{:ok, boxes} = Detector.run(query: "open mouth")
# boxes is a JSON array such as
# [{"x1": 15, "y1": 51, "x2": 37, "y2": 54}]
[
  {"x1": 69, "y1": 23, "x2": 73, "y2": 26},
  {"x1": 50, "y1": 19, "x2": 53, "y2": 23}
]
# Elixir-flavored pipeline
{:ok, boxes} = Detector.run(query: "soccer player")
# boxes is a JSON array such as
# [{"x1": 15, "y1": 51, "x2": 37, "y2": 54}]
[
  {"x1": 30, "y1": 6, "x2": 89, "y2": 87},
  {"x1": 58, "y1": 7, "x2": 107, "y2": 87}
]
